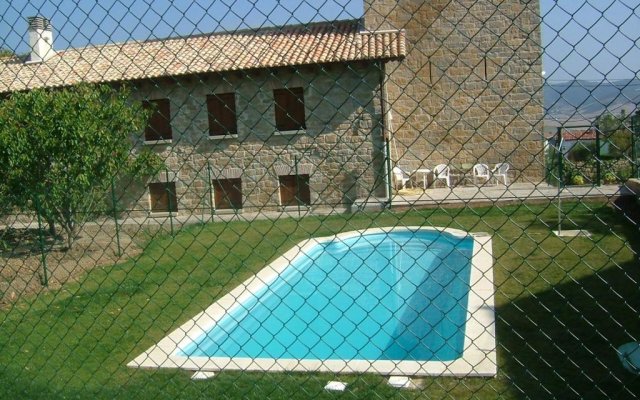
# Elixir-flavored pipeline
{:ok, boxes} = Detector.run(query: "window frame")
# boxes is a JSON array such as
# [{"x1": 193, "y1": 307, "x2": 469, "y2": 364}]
[
  {"x1": 148, "y1": 181, "x2": 178, "y2": 213},
  {"x1": 273, "y1": 87, "x2": 306, "y2": 133},
  {"x1": 143, "y1": 98, "x2": 173, "y2": 143},
  {"x1": 212, "y1": 178, "x2": 243, "y2": 210},
  {"x1": 278, "y1": 174, "x2": 311, "y2": 207},
  {"x1": 207, "y1": 92, "x2": 238, "y2": 138}
]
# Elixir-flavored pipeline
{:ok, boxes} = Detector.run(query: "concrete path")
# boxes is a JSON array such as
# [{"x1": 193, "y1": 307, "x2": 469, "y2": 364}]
[
  {"x1": 389, "y1": 182, "x2": 633, "y2": 208},
  {"x1": 1, "y1": 183, "x2": 634, "y2": 231}
]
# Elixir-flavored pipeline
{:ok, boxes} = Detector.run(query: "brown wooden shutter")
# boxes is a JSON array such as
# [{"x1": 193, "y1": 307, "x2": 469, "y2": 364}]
[
  {"x1": 289, "y1": 87, "x2": 306, "y2": 130},
  {"x1": 143, "y1": 99, "x2": 172, "y2": 141},
  {"x1": 274, "y1": 88, "x2": 305, "y2": 131},
  {"x1": 149, "y1": 182, "x2": 178, "y2": 212},
  {"x1": 207, "y1": 93, "x2": 237, "y2": 136},
  {"x1": 279, "y1": 175, "x2": 310, "y2": 206},
  {"x1": 213, "y1": 178, "x2": 242, "y2": 209}
]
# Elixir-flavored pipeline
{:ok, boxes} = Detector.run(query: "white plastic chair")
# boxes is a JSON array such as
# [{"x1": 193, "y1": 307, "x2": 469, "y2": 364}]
[
  {"x1": 472, "y1": 163, "x2": 491, "y2": 185},
  {"x1": 433, "y1": 164, "x2": 451, "y2": 188},
  {"x1": 392, "y1": 166, "x2": 413, "y2": 189},
  {"x1": 492, "y1": 163, "x2": 510, "y2": 185}
]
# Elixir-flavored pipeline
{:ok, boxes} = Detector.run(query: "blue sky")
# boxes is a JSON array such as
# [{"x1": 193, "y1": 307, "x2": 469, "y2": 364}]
[
  {"x1": 541, "y1": 0, "x2": 639, "y2": 82},
  {"x1": 1, "y1": 0, "x2": 638, "y2": 82},
  {"x1": 0, "y1": 0, "x2": 363, "y2": 48}
]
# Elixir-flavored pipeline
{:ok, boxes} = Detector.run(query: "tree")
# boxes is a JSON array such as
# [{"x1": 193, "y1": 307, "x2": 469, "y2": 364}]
[
  {"x1": 0, "y1": 84, "x2": 162, "y2": 249},
  {"x1": 595, "y1": 110, "x2": 632, "y2": 158},
  {"x1": 0, "y1": 48, "x2": 15, "y2": 58}
]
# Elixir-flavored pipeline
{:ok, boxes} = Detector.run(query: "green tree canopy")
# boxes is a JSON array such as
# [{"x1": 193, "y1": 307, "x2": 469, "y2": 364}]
[
  {"x1": 596, "y1": 109, "x2": 634, "y2": 158},
  {"x1": 0, "y1": 48, "x2": 15, "y2": 58},
  {"x1": 0, "y1": 84, "x2": 162, "y2": 248}
]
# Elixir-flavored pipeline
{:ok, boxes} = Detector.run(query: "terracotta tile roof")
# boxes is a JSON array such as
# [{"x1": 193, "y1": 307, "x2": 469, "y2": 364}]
[
  {"x1": 562, "y1": 129, "x2": 597, "y2": 141},
  {"x1": 545, "y1": 129, "x2": 598, "y2": 141},
  {"x1": 0, "y1": 19, "x2": 405, "y2": 92}
]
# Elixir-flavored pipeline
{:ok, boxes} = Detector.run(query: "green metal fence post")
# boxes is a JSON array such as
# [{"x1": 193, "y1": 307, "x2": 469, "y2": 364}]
[
  {"x1": 111, "y1": 176, "x2": 122, "y2": 257},
  {"x1": 295, "y1": 155, "x2": 300, "y2": 218},
  {"x1": 34, "y1": 196, "x2": 48, "y2": 287},
  {"x1": 633, "y1": 110, "x2": 639, "y2": 178},
  {"x1": 556, "y1": 127, "x2": 563, "y2": 187},
  {"x1": 166, "y1": 168, "x2": 174, "y2": 236},
  {"x1": 595, "y1": 123, "x2": 601, "y2": 186},
  {"x1": 385, "y1": 134, "x2": 392, "y2": 207},
  {"x1": 207, "y1": 162, "x2": 215, "y2": 218},
  {"x1": 556, "y1": 127, "x2": 563, "y2": 234}
]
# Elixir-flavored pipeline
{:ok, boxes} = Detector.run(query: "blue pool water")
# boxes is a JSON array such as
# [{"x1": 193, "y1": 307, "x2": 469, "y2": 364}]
[{"x1": 179, "y1": 229, "x2": 473, "y2": 362}]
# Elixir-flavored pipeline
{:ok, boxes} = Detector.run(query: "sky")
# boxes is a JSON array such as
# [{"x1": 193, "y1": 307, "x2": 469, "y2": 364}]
[
  {"x1": 0, "y1": 0, "x2": 638, "y2": 83},
  {"x1": 540, "y1": 0, "x2": 640, "y2": 82}
]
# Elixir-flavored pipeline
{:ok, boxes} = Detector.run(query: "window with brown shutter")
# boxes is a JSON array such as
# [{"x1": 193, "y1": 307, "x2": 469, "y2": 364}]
[
  {"x1": 279, "y1": 174, "x2": 310, "y2": 206},
  {"x1": 149, "y1": 182, "x2": 178, "y2": 213},
  {"x1": 274, "y1": 87, "x2": 306, "y2": 131},
  {"x1": 143, "y1": 99, "x2": 172, "y2": 141},
  {"x1": 213, "y1": 178, "x2": 242, "y2": 210},
  {"x1": 207, "y1": 93, "x2": 237, "y2": 136}
]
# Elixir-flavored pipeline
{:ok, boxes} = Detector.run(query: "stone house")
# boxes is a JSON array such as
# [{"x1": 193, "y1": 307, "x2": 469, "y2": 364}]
[
  {"x1": 0, "y1": 0, "x2": 544, "y2": 216},
  {"x1": 0, "y1": 17, "x2": 405, "y2": 215},
  {"x1": 364, "y1": 0, "x2": 544, "y2": 182}
]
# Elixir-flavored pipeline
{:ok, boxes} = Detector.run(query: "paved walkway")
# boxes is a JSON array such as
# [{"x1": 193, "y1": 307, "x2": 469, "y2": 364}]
[
  {"x1": 388, "y1": 182, "x2": 633, "y2": 208},
  {"x1": 1, "y1": 183, "x2": 634, "y2": 231}
]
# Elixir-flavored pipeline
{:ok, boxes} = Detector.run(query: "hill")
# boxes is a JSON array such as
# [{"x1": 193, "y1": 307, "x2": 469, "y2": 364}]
[{"x1": 544, "y1": 78, "x2": 640, "y2": 130}]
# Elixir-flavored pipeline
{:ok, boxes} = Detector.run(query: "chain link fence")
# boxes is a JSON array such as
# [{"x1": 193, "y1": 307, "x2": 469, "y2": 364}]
[{"x1": 0, "y1": 0, "x2": 639, "y2": 398}]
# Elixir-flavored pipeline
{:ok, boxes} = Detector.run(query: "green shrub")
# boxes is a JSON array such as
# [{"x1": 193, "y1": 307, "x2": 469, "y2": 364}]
[{"x1": 571, "y1": 175, "x2": 585, "y2": 185}]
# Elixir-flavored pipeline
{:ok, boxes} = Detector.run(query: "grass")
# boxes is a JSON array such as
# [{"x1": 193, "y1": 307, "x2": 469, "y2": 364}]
[{"x1": 0, "y1": 200, "x2": 639, "y2": 399}]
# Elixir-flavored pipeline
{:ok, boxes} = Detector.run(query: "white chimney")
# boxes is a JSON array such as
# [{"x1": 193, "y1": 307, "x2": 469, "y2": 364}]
[{"x1": 27, "y1": 16, "x2": 54, "y2": 63}]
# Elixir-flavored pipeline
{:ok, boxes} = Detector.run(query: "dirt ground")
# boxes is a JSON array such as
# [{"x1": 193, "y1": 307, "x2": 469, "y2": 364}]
[{"x1": 0, "y1": 222, "x2": 146, "y2": 306}]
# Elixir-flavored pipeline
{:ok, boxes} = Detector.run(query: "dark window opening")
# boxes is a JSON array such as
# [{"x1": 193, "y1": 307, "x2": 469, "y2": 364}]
[
  {"x1": 207, "y1": 93, "x2": 237, "y2": 136},
  {"x1": 213, "y1": 178, "x2": 242, "y2": 210},
  {"x1": 279, "y1": 174, "x2": 310, "y2": 206},
  {"x1": 149, "y1": 182, "x2": 178, "y2": 213},
  {"x1": 143, "y1": 99, "x2": 172, "y2": 141},
  {"x1": 274, "y1": 87, "x2": 306, "y2": 131}
]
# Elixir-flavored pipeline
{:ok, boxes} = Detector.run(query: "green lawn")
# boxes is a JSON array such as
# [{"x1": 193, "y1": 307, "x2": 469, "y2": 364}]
[{"x1": 0, "y1": 201, "x2": 639, "y2": 399}]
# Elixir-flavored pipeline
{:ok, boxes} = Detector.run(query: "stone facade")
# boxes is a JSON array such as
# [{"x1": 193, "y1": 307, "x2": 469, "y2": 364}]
[
  {"x1": 118, "y1": 62, "x2": 387, "y2": 216},
  {"x1": 364, "y1": 0, "x2": 545, "y2": 181},
  {"x1": 116, "y1": 0, "x2": 547, "y2": 216}
]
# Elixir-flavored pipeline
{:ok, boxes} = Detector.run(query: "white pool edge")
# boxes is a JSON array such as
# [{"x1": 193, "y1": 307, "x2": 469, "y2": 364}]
[{"x1": 128, "y1": 226, "x2": 496, "y2": 377}]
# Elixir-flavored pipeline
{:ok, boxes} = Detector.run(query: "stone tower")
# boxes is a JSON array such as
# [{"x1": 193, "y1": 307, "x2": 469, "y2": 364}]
[{"x1": 364, "y1": 0, "x2": 544, "y2": 182}]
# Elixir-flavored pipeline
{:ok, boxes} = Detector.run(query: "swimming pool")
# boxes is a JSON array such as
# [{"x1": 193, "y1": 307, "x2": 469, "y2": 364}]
[{"x1": 129, "y1": 227, "x2": 496, "y2": 376}]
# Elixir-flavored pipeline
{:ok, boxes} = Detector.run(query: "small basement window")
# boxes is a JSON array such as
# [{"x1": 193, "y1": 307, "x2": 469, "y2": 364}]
[
  {"x1": 207, "y1": 93, "x2": 237, "y2": 137},
  {"x1": 213, "y1": 178, "x2": 242, "y2": 210},
  {"x1": 149, "y1": 182, "x2": 178, "y2": 213},
  {"x1": 274, "y1": 87, "x2": 306, "y2": 132},
  {"x1": 279, "y1": 174, "x2": 310, "y2": 206},
  {"x1": 143, "y1": 99, "x2": 172, "y2": 142}
]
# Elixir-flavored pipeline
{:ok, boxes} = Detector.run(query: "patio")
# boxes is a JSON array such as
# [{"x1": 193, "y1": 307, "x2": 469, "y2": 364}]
[{"x1": 390, "y1": 182, "x2": 632, "y2": 208}]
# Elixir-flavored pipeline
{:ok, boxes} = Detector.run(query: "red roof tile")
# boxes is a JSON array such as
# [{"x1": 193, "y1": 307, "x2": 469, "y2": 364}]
[
  {"x1": 562, "y1": 129, "x2": 597, "y2": 141},
  {"x1": 0, "y1": 19, "x2": 405, "y2": 92}
]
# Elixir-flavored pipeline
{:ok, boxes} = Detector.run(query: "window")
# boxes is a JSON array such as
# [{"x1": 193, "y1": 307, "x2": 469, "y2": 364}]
[
  {"x1": 274, "y1": 87, "x2": 306, "y2": 131},
  {"x1": 143, "y1": 99, "x2": 172, "y2": 141},
  {"x1": 213, "y1": 178, "x2": 242, "y2": 210},
  {"x1": 149, "y1": 182, "x2": 178, "y2": 213},
  {"x1": 207, "y1": 93, "x2": 237, "y2": 137},
  {"x1": 279, "y1": 174, "x2": 310, "y2": 206}
]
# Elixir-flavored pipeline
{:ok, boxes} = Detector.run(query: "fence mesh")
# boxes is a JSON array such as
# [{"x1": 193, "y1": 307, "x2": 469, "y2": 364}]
[{"x1": 0, "y1": 0, "x2": 639, "y2": 398}]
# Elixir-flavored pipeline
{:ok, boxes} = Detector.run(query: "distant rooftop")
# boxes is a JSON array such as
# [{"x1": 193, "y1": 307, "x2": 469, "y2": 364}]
[
  {"x1": 546, "y1": 128, "x2": 597, "y2": 141},
  {"x1": 0, "y1": 19, "x2": 405, "y2": 93}
]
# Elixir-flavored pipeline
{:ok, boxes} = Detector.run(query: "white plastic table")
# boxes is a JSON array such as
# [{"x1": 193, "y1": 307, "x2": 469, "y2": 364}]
[{"x1": 413, "y1": 168, "x2": 432, "y2": 189}]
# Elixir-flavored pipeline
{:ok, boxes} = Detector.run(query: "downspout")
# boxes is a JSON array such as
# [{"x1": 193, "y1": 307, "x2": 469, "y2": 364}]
[{"x1": 379, "y1": 60, "x2": 393, "y2": 206}]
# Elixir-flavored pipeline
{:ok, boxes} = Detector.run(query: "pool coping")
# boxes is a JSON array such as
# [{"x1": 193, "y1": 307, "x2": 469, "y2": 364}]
[{"x1": 128, "y1": 226, "x2": 496, "y2": 377}]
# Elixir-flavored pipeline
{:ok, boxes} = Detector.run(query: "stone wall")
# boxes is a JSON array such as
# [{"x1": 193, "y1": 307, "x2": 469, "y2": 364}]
[
  {"x1": 364, "y1": 0, "x2": 545, "y2": 182},
  {"x1": 118, "y1": 63, "x2": 386, "y2": 216}
]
